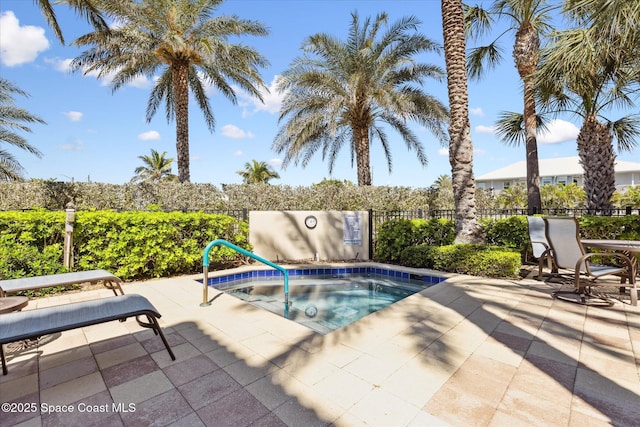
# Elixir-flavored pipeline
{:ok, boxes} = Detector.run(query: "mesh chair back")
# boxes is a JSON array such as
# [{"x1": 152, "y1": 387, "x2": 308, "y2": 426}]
[
  {"x1": 527, "y1": 216, "x2": 549, "y2": 259},
  {"x1": 544, "y1": 217, "x2": 587, "y2": 273}
]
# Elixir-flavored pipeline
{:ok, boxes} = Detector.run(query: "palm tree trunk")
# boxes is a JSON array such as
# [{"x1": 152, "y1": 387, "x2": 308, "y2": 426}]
[
  {"x1": 514, "y1": 24, "x2": 542, "y2": 214},
  {"x1": 578, "y1": 116, "x2": 615, "y2": 212},
  {"x1": 173, "y1": 63, "x2": 190, "y2": 183},
  {"x1": 355, "y1": 125, "x2": 372, "y2": 186},
  {"x1": 523, "y1": 79, "x2": 542, "y2": 214},
  {"x1": 441, "y1": 0, "x2": 481, "y2": 243}
]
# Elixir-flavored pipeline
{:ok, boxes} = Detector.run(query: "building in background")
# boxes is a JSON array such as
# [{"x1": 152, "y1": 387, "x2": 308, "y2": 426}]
[{"x1": 476, "y1": 156, "x2": 640, "y2": 192}]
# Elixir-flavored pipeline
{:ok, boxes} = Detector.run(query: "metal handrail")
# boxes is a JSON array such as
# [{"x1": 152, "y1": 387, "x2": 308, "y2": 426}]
[{"x1": 201, "y1": 239, "x2": 289, "y2": 307}]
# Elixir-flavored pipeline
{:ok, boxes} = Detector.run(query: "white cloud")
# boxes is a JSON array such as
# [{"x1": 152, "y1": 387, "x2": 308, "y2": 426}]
[
  {"x1": 86, "y1": 69, "x2": 115, "y2": 86},
  {"x1": 474, "y1": 148, "x2": 486, "y2": 156},
  {"x1": 438, "y1": 148, "x2": 448, "y2": 156},
  {"x1": 233, "y1": 150, "x2": 243, "y2": 156},
  {"x1": 63, "y1": 111, "x2": 83, "y2": 122},
  {"x1": 221, "y1": 124, "x2": 254, "y2": 139},
  {"x1": 268, "y1": 158, "x2": 283, "y2": 168},
  {"x1": 470, "y1": 107, "x2": 484, "y2": 117},
  {"x1": 538, "y1": 119, "x2": 580, "y2": 144},
  {"x1": 47, "y1": 57, "x2": 152, "y2": 88},
  {"x1": 0, "y1": 11, "x2": 49, "y2": 66},
  {"x1": 44, "y1": 57, "x2": 72, "y2": 72},
  {"x1": 237, "y1": 75, "x2": 285, "y2": 116},
  {"x1": 128, "y1": 75, "x2": 152, "y2": 89},
  {"x1": 59, "y1": 140, "x2": 84, "y2": 151},
  {"x1": 475, "y1": 125, "x2": 495, "y2": 134},
  {"x1": 138, "y1": 131, "x2": 160, "y2": 141}
]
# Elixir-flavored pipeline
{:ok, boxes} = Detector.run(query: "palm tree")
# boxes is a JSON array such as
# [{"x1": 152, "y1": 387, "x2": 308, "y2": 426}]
[
  {"x1": 273, "y1": 12, "x2": 448, "y2": 186},
  {"x1": 71, "y1": 0, "x2": 269, "y2": 183},
  {"x1": 0, "y1": 78, "x2": 45, "y2": 181},
  {"x1": 535, "y1": 22, "x2": 639, "y2": 211},
  {"x1": 236, "y1": 160, "x2": 280, "y2": 184},
  {"x1": 429, "y1": 174, "x2": 454, "y2": 210},
  {"x1": 541, "y1": 183, "x2": 585, "y2": 209},
  {"x1": 496, "y1": 183, "x2": 527, "y2": 208},
  {"x1": 441, "y1": 0, "x2": 481, "y2": 243},
  {"x1": 465, "y1": 0, "x2": 556, "y2": 214},
  {"x1": 35, "y1": 0, "x2": 109, "y2": 44},
  {"x1": 131, "y1": 149, "x2": 177, "y2": 183}
]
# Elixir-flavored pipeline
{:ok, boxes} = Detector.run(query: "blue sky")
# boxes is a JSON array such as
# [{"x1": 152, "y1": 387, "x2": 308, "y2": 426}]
[{"x1": 1, "y1": 0, "x2": 637, "y2": 187}]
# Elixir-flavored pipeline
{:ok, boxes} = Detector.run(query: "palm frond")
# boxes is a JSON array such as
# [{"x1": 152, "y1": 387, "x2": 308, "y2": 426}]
[
  {"x1": 494, "y1": 111, "x2": 551, "y2": 146},
  {"x1": 609, "y1": 115, "x2": 640, "y2": 152},
  {"x1": 463, "y1": 4, "x2": 494, "y2": 40},
  {"x1": 466, "y1": 43, "x2": 504, "y2": 81}
]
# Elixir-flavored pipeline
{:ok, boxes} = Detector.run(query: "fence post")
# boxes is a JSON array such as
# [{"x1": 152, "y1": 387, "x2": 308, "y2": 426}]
[
  {"x1": 368, "y1": 209, "x2": 373, "y2": 260},
  {"x1": 63, "y1": 202, "x2": 75, "y2": 269}
]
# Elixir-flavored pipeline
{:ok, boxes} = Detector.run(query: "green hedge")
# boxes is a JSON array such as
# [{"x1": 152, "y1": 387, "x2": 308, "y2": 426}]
[
  {"x1": 0, "y1": 181, "x2": 436, "y2": 211},
  {"x1": 578, "y1": 215, "x2": 640, "y2": 240},
  {"x1": 398, "y1": 243, "x2": 521, "y2": 278},
  {"x1": 375, "y1": 218, "x2": 456, "y2": 262},
  {"x1": 0, "y1": 211, "x2": 67, "y2": 280},
  {"x1": 0, "y1": 211, "x2": 248, "y2": 280},
  {"x1": 482, "y1": 216, "x2": 530, "y2": 259}
]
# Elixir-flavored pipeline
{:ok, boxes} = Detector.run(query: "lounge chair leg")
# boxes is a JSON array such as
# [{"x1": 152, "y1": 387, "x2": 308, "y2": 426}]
[
  {"x1": 1, "y1": 344, "x2": 7, "y2": 376},
  {"x1": 135, "y1": 315, "x2": 175, "y2": 360},
  {"x1": 150, "y1": 317, "x2": 176, "y2": 361}
]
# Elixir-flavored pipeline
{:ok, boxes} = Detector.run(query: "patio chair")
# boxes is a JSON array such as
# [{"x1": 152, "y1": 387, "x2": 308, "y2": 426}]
[
  {"x1": 527, "y1": 216, "x2": 556, "y2": 279},
  {"x1": 543, "y1": 217, "x2": 634, "y2": 304}
]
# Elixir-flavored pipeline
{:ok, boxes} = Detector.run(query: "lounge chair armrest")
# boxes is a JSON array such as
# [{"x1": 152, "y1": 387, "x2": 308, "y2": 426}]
[
  {"x1": 575, "y1": 252, "x2": 634, "y2": 277},
  {"x1": 530, "y1": 240, "x2": 550, "y2": 249}
]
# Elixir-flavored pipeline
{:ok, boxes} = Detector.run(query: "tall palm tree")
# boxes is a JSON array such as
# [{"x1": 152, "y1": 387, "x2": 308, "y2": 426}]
[
  {"x1": 535, "y1": 24, "x2": 639, "y2": 212},
  {"x1": 236, "y1": 160, "x2": 280, "y2": 184},
  {"x1": 441, "y1": 0, "x2": 481, "y2": 243},
  {"x1": 273, "y1": 12, "x2": 448, "y2": 186},
  {"x1": 0, "y1": 78, "x2": 45, "y2": 181},
  {"x1": 35, "y1": 0, "x2": 109, "y2": 44},
  {"x1": 131, "y1": 149, "x2": 177, "y2": 183},
  {"x1": 429, "y1": 174, "x2": 454, "y2": 210},
  {"x1": 465, "y1": 0, "x2": 556, "y2": 214},
  {"x1": 71, "y1": 0, "x2": 269, "y2": 183}
]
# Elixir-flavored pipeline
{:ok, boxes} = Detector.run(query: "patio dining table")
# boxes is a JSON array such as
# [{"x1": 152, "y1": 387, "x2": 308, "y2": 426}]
[{"x1": 581, "y1": 239, "x2": 640, "y2": 306}]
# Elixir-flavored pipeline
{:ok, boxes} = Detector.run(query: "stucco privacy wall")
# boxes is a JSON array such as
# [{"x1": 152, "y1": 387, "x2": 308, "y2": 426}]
[{"x1": 249, "y1": 211, "x2": 370, "y2": 261}]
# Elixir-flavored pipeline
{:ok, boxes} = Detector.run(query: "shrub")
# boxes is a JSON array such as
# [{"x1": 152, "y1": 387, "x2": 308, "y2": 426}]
[
  {"x1": 579, "y1": 215, "x2": 640, "y2": 240},
  {"x1": 0, "y1": 236, "x2": 67, "y2": 280},
  {"x1": 375, "y1": 218, "x2": 455, "y2": 262},
  {"x1": 432, "y1": 244, "x2": 520, "y2": 278},
  {"x1": 399, "y1": 244, "x2": 436, "y2": 268},
  {"x1": 0, "y1": 210, "x2": 67, "y2": 279},
  {"x1": 482, "y1": 216, "x2": 529, "y2": 252},
  {"x1": 0, "y1": 210, "x2": 249, "y2": 281},
  {"x1": 398, "y1": 242, "x2": 520, "y2": 278},
  {"x1": 457, "y1": 248, "x2": 521, "y2": 278},
  {"x1": 73, "y1": 211, "x2": 249, "y2": 279}
]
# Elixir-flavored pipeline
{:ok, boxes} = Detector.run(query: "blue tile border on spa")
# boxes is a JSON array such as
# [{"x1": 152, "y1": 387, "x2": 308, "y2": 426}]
[{"x1": 203, "y1": 266, "x2": 446, "y2": 288}]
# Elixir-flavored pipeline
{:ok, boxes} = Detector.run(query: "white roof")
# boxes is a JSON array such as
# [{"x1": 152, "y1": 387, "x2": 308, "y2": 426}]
[{"x1": 476, "y1": 156, "x2": 640, "y2": 181}]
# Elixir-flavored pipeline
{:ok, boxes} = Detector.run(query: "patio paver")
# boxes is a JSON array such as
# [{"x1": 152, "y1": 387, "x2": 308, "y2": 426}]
[{"x1": 1, "y1": 266, "x2": 639, "y2": 426}]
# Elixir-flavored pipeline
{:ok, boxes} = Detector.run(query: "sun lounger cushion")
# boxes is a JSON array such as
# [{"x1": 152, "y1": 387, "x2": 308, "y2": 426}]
[
  {"x1": 0, "y1": 269, "x2": 124, "y2": 297},
  {"x1": 0, "y1": 294, "x2": 175, "y2": 374}
]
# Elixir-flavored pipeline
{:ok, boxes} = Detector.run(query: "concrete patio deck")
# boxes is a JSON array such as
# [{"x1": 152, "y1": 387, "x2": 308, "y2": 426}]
[{"x1": 1, "y1": 267, "x2": 639, "y2": 426}]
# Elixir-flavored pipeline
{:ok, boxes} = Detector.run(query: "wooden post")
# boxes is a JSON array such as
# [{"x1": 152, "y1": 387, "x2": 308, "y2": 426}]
[{"x1": 64, "y1": 203, "x2": 75, "y2": 269}]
